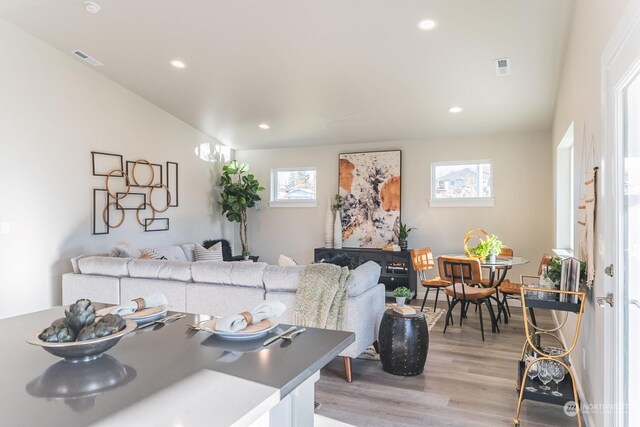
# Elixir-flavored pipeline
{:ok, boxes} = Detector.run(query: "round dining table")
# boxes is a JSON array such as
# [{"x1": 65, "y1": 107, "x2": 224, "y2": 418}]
[{"x1": 440, "y1": 255, "x2": 529, "y2": 324}]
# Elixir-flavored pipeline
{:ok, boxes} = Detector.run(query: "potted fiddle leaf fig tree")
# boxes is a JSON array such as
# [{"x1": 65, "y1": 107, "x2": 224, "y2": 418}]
[{"x1": 220, "y1": 160, "x2": 265, "y2": 257}]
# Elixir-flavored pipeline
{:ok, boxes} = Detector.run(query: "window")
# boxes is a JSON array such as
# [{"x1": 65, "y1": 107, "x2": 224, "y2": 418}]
[
  {"x1": 429, "y1": 160, "x2": 494, "y2": 207},
  {"x1": 269, "y1": 167, "x2": 317, "y2": 207},
  {"x1": 555, "y1": 122, "x2": 574, "y2": 253}
]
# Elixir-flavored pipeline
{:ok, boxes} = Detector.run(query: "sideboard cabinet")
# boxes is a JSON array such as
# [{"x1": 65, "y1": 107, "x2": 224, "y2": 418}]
[{"x1": 313, "y1": 247, "x2": 416, "y2": 298}]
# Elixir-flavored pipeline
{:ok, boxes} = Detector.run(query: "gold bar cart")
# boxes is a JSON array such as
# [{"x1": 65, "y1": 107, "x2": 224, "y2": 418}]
[{"x1": 513, "y1": 287, "x2": 586, "y2": 426}]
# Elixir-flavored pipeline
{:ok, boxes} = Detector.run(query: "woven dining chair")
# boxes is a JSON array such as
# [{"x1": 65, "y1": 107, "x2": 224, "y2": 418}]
[
  {"x1": 410, "y1": 248, "x2": 451, "y2": 313},
  {"x1": 439, "y1": 256, "x2": 498, "y2": 341}
]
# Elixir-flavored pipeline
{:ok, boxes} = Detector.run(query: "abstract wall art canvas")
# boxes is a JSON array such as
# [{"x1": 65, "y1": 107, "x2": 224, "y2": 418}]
[{"x1": 338, "y1": 150, "x2": 401, "y2": 248}]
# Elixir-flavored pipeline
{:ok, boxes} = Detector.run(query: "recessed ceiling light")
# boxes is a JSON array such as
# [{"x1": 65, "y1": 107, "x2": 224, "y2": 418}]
[
  {"x1": 449, "y1": 106, "x2": 463, "y2": 114},
  {"x1": 83, "y1": 1, "x2": 101, "y2": 14},
  {"x1": 418, "y1": 19, "x2": 438, "y2": 31},
  {"x1": 258, "y1": 123, "x2": 270, "y2": 130},
  {"x1": 171, "y1": 60, "x2": 186, "y2": 69}
]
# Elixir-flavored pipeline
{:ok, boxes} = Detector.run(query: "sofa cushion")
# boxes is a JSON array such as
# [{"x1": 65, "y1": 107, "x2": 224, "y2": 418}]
[
  {"x1": 128, "y1": 259, "x2": 192, "y2": 282},
  {"x1": 346, "y1": 261, "x2": 382, "y2": 297},
  {"x1": 77, "y1": 256, "x2": 131, "y2": 277},
  {"x1": 180, "y1": 243, "x2": 195, "y2": 262},
  {"x1": 263, "y1": 265, "x2": 304, "y2": 292},
  {"x1": 191, "y1": 261, "x2": 267, "y2": 288}
]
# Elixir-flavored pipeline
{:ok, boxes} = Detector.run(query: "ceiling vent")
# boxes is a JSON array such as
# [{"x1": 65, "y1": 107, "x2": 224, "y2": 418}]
[
  {"x1": 72, "y1": 50, "x2": 103, "y2": 67},
  {"x1": 495, "y1": 58, "x2": 511, "y2": 76}
]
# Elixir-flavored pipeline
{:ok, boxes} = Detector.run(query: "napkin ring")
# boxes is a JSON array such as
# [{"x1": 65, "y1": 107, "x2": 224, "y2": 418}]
[
  {"x1": 240, "y1": 311, "x2": 253, "y2": 326},
  {"x1": 133, "y1": 298, "x2": 146, "y2": 311}
]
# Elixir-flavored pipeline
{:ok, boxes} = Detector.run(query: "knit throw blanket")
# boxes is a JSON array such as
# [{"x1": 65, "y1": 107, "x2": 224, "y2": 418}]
[{"x1": 294, "y1": 263, "x2": 350, "y2": 330}]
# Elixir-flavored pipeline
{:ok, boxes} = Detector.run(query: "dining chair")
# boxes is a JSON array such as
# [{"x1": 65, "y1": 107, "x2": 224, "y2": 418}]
[
  {"x1": 480, "y1": 246, "x2": 514, "y2": 287},
  {"x1": 439, "y1": 256, "x2": 498, "y2": 341},
  {"x1": 410, "y1": 248, "x2": 451, "y2": 313},
  {"x1": 479, "y1": 247, "x2": 513, "y2": 324},
  {"x1": 499, "y1": 253, "x2": 553, "y2": 319}
]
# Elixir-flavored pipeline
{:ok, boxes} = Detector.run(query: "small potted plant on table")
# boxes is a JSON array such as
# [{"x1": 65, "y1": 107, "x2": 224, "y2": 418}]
[
  {"x1": 393, "y1": 286, "x2": 413, "y2": 307},
  {"x1": 469, "y1": 234, "x2": 503, "y2": 263},
  {"x1": 396, "y1": 221, "x2": 416, "y2": 251}
]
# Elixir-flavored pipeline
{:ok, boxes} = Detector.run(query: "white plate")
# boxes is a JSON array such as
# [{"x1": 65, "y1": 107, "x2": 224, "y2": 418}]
[
  {"x1": 97, "y1": 306, "x2": 168, "y2": 324},
  {"x1": 203, "y1": 319, "x2": 280, "y2": 341}
]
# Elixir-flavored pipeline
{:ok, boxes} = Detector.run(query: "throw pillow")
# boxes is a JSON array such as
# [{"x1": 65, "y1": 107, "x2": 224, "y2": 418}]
[
  {"x1": 278, "y1": 254, "x2": 297, "y2": 266},
  {"x1": 202, "y1": 239, "x2": 232, "y2": 261},
  {"x1": 110, "y1": 241, "x2": 141, "y2": 258},
  {"x1": 194, "y1": 242, "x2": 224, "y2": 262},
  {"x1": 140, "y1": 248, "x2": 167, "y2": 260}
]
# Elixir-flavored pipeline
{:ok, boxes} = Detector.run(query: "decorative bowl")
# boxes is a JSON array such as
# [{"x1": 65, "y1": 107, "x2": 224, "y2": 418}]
[{"x1": 26, "y1": 319, "x2": 136, "y2": 363}]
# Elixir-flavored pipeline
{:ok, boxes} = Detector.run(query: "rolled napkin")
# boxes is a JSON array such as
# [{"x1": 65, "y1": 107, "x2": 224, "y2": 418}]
[
  {"x1": 214, "y1": 301, "x2": 286, "y2": 332},
  {"x1": 110, "y1": 293, "x2": 168, "y2": 315}
]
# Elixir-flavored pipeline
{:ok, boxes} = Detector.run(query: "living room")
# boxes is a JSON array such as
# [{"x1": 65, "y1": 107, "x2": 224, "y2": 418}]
[{"x1": 0, "y1": 0, "x2": 638, "y2": 426}]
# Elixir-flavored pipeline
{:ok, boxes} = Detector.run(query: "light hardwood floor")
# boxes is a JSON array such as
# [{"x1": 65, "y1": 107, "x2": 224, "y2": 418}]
[{"x1": 316, "y1": 300, "x2": 581, "y2": 426}]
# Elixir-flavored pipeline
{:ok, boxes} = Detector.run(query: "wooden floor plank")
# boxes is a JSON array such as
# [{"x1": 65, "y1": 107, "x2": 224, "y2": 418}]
[{"x1": 316, "y1": 300, "x2": 581, "y2": 426}]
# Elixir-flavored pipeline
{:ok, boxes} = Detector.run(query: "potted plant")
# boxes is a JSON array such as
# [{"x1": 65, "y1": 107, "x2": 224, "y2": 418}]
[
  {"x1": 396, "y1": 221, "x2": 416, "y2": 251},
  {"x1": 242, "y1": 250, "x2": 251, "y2": 261},
  {"x1": 469, "y1": 234, "x2": 503, "y2": 262},
  {"x1": 219, "y1": 160, "x2": 265, "y2": 257},
  {"x1": 393, "y1": 286, "x2": 413, "y2": 307}
]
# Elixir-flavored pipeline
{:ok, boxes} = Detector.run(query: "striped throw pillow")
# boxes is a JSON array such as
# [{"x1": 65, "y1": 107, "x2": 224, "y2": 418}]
[
  {"x1": 141, "y1": 248, "x2": 167, "y2": 260},
  {"x1": 194, "y1": 242, "x2": 224, "y2": 262}
]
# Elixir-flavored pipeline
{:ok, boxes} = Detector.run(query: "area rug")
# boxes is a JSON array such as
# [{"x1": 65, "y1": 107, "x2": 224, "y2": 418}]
[{"x1": 357, "y1": 305, "x2": 444, "y2": 361}]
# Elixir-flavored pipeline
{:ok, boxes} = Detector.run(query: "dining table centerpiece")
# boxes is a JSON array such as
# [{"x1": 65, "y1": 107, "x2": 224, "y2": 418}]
[{"x1": 464, "y1": 228, "x2": 504, "y2": 262}]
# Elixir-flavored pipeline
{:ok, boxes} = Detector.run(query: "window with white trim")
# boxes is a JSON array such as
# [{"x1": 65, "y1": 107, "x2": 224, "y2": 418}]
[
  {"x1": 429, "y1": 160, "x2": 494, "y2": 207},
  {"x1": 555, "y1": 122, "x2": 574, "y2": 253},
  {"x1": 269, "y1": 167, "x2": 317, "y2": 207}
]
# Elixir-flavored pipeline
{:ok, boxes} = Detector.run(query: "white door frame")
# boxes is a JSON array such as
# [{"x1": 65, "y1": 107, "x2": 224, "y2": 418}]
[{"x1": 601, "y1": 1, "x2": 640, "y2": 426}]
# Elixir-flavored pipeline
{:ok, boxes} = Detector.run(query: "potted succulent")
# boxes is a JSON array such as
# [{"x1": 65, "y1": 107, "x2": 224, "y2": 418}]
[
  {"x1": 469, "y1": 234, "x2": 503, "y2": 262},
  {"x1": 242, "y1": 250, "x2": 251, "y2": 261},
  {"x1": 393, "y1": 286, "x2": 413, "y2": 307},
  {"x1": 219, "y1": 160, "x2": 265, "y2": 257},
  {"x1": 396, "y1": 221, "x2": 416, "y2": 251}
]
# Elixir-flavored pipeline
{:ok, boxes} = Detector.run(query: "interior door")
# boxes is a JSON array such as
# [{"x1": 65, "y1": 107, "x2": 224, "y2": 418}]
[{"x1": 602, "y1": 3, "x2": 640, "y2": 425}]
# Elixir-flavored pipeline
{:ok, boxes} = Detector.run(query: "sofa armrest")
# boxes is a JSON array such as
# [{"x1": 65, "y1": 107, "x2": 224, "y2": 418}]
[{"x1": 70, "y1": 253, "x2": 109, "y2": 273}]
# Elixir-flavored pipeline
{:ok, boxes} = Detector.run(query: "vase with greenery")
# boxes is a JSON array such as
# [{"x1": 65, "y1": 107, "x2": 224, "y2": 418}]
[
  {"x1": 546, "y1": 257, "x2": 587, "y2": 287},
  {"x1": 396, "y1": 221, "x2": 416, "y2": 251},
  {"x1": 332, "y1": 194, "x2": 345, "y2": 249},
  {"x1": 219, "y1": 160, "x2": 265, "y2": 256},
  {"x1": 469, "y1": 234, "x2": 503, "y2": 262},
  {"x1": 393, "y1": 286, "x2": 413, "y2": 306}
]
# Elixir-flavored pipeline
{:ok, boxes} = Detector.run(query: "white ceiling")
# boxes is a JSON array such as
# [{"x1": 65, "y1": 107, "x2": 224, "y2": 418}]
[{"x1": 0, "y1": 0, "x2": 574, "y2": 150}]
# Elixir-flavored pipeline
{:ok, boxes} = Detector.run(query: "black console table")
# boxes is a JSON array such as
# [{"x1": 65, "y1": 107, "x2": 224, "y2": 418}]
[{"x1": 313, "y1": 247, "x2": 416, "y2": 298}]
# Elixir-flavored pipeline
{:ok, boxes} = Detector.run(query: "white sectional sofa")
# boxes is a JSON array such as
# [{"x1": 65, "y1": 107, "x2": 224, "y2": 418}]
[{"x1": 62, "y1": 243, "x2": 385, "y2": 381}]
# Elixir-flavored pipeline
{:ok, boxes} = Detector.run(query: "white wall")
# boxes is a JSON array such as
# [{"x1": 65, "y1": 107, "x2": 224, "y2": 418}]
[
  {"x1": 551, "y1": 0, "x2": 630, "y2": 425},
  {"x1": 237, "y1": 132, "x2": 553, "y2": 284},
  {"x1": 0, "y1": 19, "x2": 227, "y2": 319}
]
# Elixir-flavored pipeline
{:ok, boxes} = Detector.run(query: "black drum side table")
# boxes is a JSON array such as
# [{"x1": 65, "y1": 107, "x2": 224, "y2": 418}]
[{"x1": 378, "y1": 309, "x2": 429, "y2": 376}]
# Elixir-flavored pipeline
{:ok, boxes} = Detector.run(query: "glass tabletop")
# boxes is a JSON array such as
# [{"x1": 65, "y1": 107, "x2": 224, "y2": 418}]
[{"x1": 441, "y1": 255, "x2": 529, "y2": 267}]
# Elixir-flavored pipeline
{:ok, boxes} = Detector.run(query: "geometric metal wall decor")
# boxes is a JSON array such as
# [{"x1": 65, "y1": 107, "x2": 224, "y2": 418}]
[
  {"x1": 91, "y1": 151, "x2": 179, "y2": 235},
  {"x1": 166, "y1": 161, "x2": 179, "y2": 207}
]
